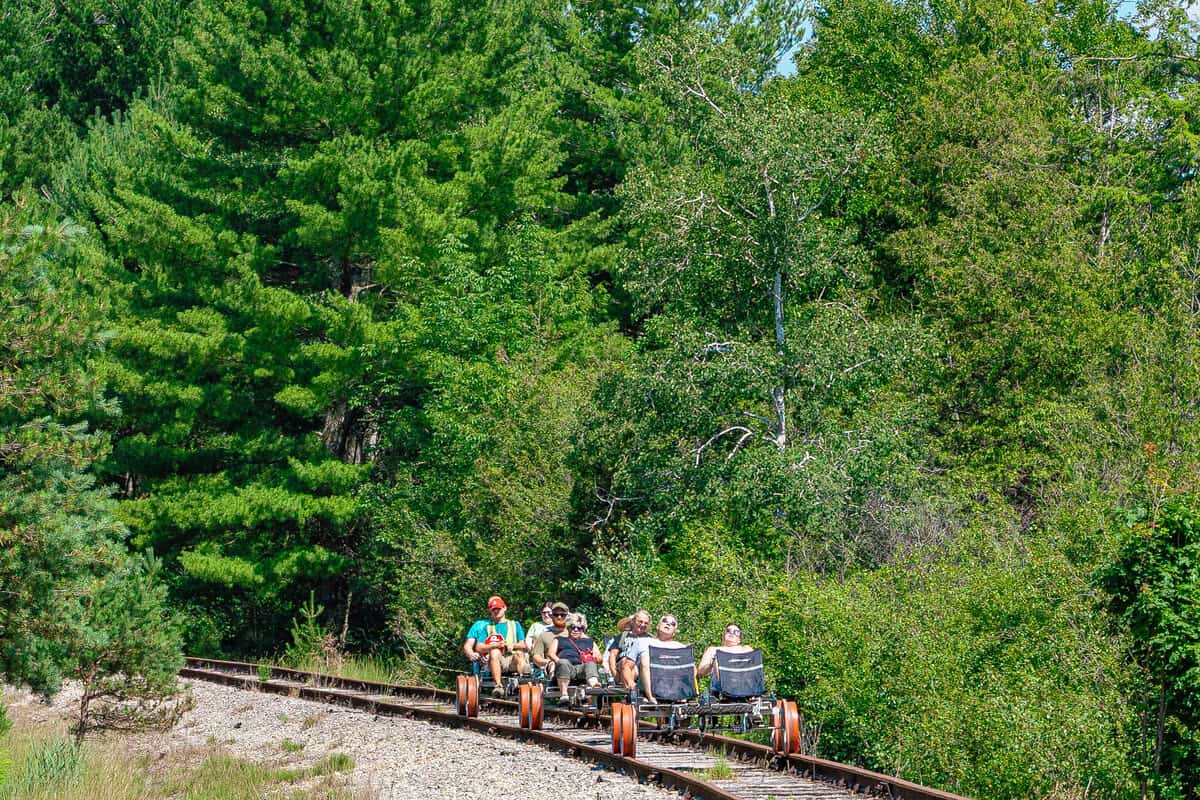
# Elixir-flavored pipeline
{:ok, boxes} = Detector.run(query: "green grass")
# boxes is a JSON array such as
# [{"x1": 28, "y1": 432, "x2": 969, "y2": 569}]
[
  {"x1": 159, "y1": 752, "x2": 354, "y2": 799},
  {"x1": 289, "y1": 653, "x2": 416, "y2": 685},
  {"x1": 697, "y1": 752, "x2": 735, "y2": 780},
  {"x1": 0, "y1": 731, "x2": 358, "y2": 800},
  {"x1": 281, "y1": 738, "x2": 305, "y2": 753},
  {"x1": 0, "y1": 735, "x2": 144, "y2": 800}
]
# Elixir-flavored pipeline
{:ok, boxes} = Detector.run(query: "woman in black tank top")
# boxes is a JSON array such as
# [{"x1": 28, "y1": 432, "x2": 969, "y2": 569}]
[{"x1": 548, "y1": 613, "x2": 602, "y2": 694}]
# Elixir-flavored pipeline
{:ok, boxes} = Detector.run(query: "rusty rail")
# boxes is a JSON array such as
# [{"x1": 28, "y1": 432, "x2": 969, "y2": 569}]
[{"x1": 181, "y1": 657, "x2": 971, "y2": 800}]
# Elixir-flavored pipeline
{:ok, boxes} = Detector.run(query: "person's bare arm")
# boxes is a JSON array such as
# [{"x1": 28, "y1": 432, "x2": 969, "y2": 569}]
[
  {"x1": 698, "y1": 645, "x2": 717, "y2": 677},
  {"x1": 639, "y1": 651, "x2": 654, "y2": 702},
  {"x1": 615, "y1": 614, "x2": 635, "y2": 631},
  {"x1": 532, "y1": 638, "x2": 549, "y2": 667},
  {"x1": 463, "y1": 638, "x2": 480, "y2": 661}
]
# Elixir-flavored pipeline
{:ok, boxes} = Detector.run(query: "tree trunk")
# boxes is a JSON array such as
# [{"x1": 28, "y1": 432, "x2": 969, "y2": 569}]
[
  {"x1": 1154, "y1": 678, "x2": 1166, "y2": 782},
  {"x1": 764, "y1": 170, "x2": 787, "y2": 452},
  {"x1": 75, "y1": 666, "x2": 97, "y2": 747}
]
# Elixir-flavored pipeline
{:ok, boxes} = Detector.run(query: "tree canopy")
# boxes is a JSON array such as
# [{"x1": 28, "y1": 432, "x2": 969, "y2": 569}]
[{"x1": 4, "y1": 0, "x2": 1200, "y2": 795}]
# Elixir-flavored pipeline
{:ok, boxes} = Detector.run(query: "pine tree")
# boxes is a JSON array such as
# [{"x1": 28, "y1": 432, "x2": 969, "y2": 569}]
[{"x1": 0, "y1": 193, "x2": 181, "y2": 732}]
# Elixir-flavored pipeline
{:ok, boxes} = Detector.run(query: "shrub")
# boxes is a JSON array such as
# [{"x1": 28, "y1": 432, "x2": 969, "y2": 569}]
[
  {"x1": 1099, "y1": 499, "x2": 1200, "y2": 799},
  {"x1": 760, "y1": 528, "x2": 1139, "y2": 800}
]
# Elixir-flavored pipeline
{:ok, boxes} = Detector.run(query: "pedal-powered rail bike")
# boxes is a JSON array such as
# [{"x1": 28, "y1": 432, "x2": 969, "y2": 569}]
[{"x1": 455, "y1": 645, "x2": 803, "y2": 759}]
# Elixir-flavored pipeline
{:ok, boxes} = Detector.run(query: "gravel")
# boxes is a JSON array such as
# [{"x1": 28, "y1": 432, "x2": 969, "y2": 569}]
[{"x1": 4, "y1": 680, "x2": 681, "y2": 800}]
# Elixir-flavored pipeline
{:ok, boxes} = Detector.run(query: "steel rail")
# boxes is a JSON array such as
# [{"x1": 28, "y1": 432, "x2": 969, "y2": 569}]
[
  {"x1": 181, "y1": 658, "x2": 739, "y2": 800},
  {"x1": 182, "y1": 657, "x2": 971, "y2": 800}
]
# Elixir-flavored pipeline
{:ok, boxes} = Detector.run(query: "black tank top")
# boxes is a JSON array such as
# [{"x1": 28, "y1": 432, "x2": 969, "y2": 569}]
[{"x1": 556, "y1": 635, "x2": 595, "y2": 665}]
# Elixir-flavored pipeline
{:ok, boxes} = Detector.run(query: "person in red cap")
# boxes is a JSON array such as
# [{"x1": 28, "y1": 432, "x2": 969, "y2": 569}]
[{"x1": 463, "y1": 595, "x2": 528, "y2": 695}]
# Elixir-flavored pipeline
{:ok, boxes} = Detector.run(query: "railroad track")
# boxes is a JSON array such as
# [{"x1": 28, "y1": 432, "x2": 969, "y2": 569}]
[{"x1": 181, "y1": 657, "x2": 970, "y2": 800}]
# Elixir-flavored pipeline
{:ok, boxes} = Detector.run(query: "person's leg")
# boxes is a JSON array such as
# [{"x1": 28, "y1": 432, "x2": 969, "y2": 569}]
[
  {"x1": 514, "y1": 652, "x2": 529, "y2": 675},
  {"x1": 619, "y1": 657, "x2": 638, "y2": 690},
  {"x1": 488, "y1": 648, "x2": 504, "y2": 686},
  {"x1": 556, "y1": 662, "x2": 573, "y2": 695},
  {"x1": 584, "y1": 662, "x2": 600, "y2": 688}
]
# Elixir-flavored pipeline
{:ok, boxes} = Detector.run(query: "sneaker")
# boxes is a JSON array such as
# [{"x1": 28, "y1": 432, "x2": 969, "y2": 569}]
[{"x1": 491, "y1": 686, "x2": 505, "y2": 698}]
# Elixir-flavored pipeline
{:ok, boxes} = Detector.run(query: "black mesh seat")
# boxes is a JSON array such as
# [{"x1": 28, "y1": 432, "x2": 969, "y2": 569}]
[
  {"x1": 711, "y1": 648, "x2": 765, "y2": 698},
  {"x1": 647, "y1": 644, "x2": 697, "y2": 702}
]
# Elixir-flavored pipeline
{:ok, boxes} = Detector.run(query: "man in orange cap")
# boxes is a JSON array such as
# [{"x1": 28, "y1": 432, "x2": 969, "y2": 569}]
[{"x1": 463, "y1": 595, "x2": 529, "y2": 695}]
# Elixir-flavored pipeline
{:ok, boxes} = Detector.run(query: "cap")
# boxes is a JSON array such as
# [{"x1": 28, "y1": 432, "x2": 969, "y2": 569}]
[
  {"x1": 487, "y1": 595, "x2": 506, "y2": 610},
  {"x1": 550, "y1": 601, "x2": 570, "y2": 613}
]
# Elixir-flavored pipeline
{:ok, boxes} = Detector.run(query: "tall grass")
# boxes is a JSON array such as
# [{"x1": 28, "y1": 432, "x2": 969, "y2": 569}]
[
  {"x1": 0, "y1": 733, "x2": 359, "y2": 800},
  {"x1": 0, "y1": 735, "x2": 146, "y2": 800},
  {"x1": 161, "y1": 753, "x2": 355, "y2": 800},
  {"x1": 288, "y1": 653, "x2": 427, "y2": 686}
]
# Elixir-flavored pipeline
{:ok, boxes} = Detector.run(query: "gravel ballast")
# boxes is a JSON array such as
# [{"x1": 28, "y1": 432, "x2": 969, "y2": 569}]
[{"x1": 4, "y1": 679, "x2": 681, "y2": 800}]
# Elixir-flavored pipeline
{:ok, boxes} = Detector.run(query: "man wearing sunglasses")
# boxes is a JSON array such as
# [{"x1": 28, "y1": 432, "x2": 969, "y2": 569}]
[
  {"x1": 606, "y1": 609, "x2": 652, "y2": 690},
  {"x1": 525, "y1": 602, "x2": 556, "y2": 650},
  {"x1": 626, "y1": 614, "x2": 690, "y2": 704},
  {"x1": 530, "y1": 602, "x2": 571, "y2": 676}
]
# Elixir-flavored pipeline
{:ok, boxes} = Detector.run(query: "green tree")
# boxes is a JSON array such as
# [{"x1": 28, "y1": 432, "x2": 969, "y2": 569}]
[
  {"x1": 1101, "y1": 498, "x2": 1200, "y2": 799},
  {"x1": 584, "y1": 27, "x2": 931, "y2": 574},
  {"x1": 0, "y1": 194, "x2": 181, "y2": 742},
  {"x1": 55, "y1": 0, "x2": 626, "y2": 652}
]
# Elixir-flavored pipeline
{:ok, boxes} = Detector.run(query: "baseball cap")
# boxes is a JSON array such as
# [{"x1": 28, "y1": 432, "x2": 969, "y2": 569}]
[
  {"x1": 487, "y1": 595, "x2": 506, "y2": 610},
  {"x1": 550, "y1": 601, "x2": 570, "y2": 613}
]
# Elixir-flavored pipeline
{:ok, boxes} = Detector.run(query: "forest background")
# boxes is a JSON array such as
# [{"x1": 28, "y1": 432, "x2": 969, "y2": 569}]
[{"x1": 3, "y1": 0, "x2": 1200, "y2": 797}]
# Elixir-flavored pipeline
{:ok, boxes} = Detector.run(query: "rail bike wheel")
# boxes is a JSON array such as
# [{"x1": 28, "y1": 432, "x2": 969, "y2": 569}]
[
  {"x1": 530, "y1": 683, "x2": 544, "y2": 730},
  {"x1": 620, "y1": 702, "x2": 637, "y2": 757},
  {"x1": 783, "y1": 700, "x2": 800, "y2": 754},
  {"x1": 771, "y1": 699, "x2": 800, "y2": 755},
  {"x1": 611, "y1": 702, "x2": 626, "y2": 754},
  {"x1": 519, "y1": 684, "x2": 532, "y2": 728},
  {"x1": 466, "y1": 674, "x2": 480, "y2": 718},
  {"x1": 455, "y1": 675, "x2": 467, "y2": 716},
  {"x1": 771, "y1": 700, "x2": 787, "y2": 753}
]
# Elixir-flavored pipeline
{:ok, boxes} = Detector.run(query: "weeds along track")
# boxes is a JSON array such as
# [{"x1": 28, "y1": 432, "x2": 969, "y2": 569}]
[{"x1": 181, "y1": 657, "x2": 970, "y2": 800}]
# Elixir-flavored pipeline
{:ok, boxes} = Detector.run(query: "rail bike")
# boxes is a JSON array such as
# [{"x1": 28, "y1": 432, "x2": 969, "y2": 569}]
[{"x1": 455, "y1": 645, "x2": 803, "y2": 759}]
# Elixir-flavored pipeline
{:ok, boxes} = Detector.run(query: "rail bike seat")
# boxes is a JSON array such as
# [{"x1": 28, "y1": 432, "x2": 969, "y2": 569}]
[
  {"x1": 640, "y1": 644, "x2": 697, "y2": 706},
  {"x1": 709, "y1": 648, "x2": 766, "y2": 700}
]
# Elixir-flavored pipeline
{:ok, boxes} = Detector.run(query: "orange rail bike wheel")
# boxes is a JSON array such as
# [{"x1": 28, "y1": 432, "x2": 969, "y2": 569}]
[
  {"x1": 784, "y1": 700, "x2": 801, "y2": 754},
  {"x1": 771, "y1": 700, "x2": 787, "y2": 753},
  {"x1": 466, "y1": 675, "x2": 480, "y2": 718},
  {"x1": 518, "y1": 684, "x2": 532, "y2": 728},
  {"x1": 611, "y1": 702, "x2": 626, "y2": 754},
  {"x1": 455, "y1": 675, "x2": 467, "y2": 716},
  {"x1": 620, "y1": 702, "x2": 637, "y2": 757},
  {"x1": 530, "y1": 684, "x2": 544, "y2": 730}
]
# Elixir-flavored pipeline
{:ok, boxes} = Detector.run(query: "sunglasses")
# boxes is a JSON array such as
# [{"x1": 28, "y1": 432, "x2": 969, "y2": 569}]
[
  {"x1": 569, "y1": 625, "x2": 585, "y2": 631},
  {"x1": 552, "y1": 611, "x2": 568, "y2": 617},
  {"x1": 725, "y1": 627, "x2": 742, "y2": 635},
  {"x1": 660, "y1": 618, "x2": 677, "y2": 627},
  {"x1": 541, "y1": 608, "x2": 553, "y2": 615}
]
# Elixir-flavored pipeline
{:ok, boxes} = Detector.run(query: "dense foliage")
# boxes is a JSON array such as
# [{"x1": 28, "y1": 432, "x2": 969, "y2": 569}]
[
  {"x1": 4, "y1": 0, "x2": 1200, "y2": 795},
  {"x1": 0, "y1": 197, "x2": 182, "y2": 739}
]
